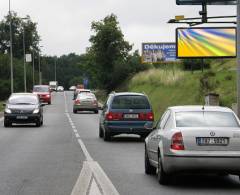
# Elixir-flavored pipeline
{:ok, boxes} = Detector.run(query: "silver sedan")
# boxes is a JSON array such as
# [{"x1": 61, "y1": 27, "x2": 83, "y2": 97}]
[{"x1": 145, "y1": 106, "x2": 240, "y2": 185}]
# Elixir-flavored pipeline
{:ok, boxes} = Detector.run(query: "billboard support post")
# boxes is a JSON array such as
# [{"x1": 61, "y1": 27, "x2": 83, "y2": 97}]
[
  {"x1": 237, "y1": 0, "x2": 240, "y2": 117},
  {"x1": 200, "y1": 2, "x2": 208, "y2": 23}
]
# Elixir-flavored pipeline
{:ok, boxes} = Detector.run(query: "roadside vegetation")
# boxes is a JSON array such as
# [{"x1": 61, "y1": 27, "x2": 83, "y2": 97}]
[
  {"x1": 119, "y1": 59, "x2": 236, "y2": 120},
  {"x1": 0, "y1": 101, "x2": 4, "y2": 112}
]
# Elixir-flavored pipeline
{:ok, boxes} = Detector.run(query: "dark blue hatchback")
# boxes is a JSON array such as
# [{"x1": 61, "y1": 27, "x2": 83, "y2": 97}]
[{"x1": 99, "y1": 92, "x2": 154, "y2": 141}]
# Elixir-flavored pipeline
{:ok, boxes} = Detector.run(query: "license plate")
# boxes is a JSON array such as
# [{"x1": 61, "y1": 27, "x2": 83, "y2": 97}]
[
  {"x1": 124, "y1": 114, "x2": 139, "y2": 119},
  {"x1": 196, "y1": 137, "x2": 229, "y2": 146},
  {"x1": 16, "y1": 116, "x2": 28, "y2": 119}
]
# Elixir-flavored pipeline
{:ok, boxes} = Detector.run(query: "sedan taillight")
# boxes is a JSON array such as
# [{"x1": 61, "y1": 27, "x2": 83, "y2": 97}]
[
  {"x1": 105, "y1": 112, "x2": 123, "y2": 121},
  {"x1": 171, "y1": 132, "x2": 185, "y2": 150},
  {"x1": 139, "y1": 112, "x2": 154, "y2": 121},
  {"x1": 75, "y1": 99, "x2": 80, "y2": 104}
]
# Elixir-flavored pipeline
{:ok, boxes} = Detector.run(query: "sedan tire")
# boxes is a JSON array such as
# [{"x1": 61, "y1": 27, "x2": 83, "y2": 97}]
[
  {"x1": 99, "y1": 126, "x2": 103, "y2": 138},
  {"x1": 4, "y1": 120, "x2": 11, "y2": 127},
  {"x1": 73, "y1": 109, "x2": 77, "y2": 114},
  {"x1": 36, "y1": 118, "x2": 41, "y2": 127},
  {"x1": 103, "y1": 130, "x2": 111, "y2": 141},
  {"x1": 145, "y1": 146, "x2": 156, "y2": 175},
  {"x1": 157, "y1": 152, "x2": 170, "y2": 185}
]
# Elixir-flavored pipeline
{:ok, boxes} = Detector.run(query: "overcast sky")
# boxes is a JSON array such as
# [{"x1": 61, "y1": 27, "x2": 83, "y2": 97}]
[{"x1": 0, "y1": 0, "x2": 236, "y2": 56}]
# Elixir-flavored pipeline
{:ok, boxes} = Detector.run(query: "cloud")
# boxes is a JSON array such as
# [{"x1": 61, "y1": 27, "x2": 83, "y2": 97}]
[{"x1": 0, "y1": 0, "x2": 236, "y2": 56}]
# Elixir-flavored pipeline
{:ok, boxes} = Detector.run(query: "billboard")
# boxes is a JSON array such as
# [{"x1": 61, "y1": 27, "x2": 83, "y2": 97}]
[
  {"x1": 142, "y1": 43, "x2": 177, "y2": 63},
  {"x1": 176, "y1": 0, "x2": 236, "y2": 5},
  {"x1": 176, "y1": 27, "x2": 236, "y2": 58}
]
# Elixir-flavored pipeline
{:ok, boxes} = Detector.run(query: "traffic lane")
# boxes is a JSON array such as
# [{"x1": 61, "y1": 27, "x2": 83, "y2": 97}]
[
  {"x1": 0, "y1": 92, "x2": 84, "y2": 195},
  {"x1": 65, "y1": 91, "x2": 240, "y2": 195}
]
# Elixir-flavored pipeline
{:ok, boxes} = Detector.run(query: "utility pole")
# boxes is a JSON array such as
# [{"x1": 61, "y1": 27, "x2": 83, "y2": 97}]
[
  {"x1": 54, "y1": 57, "x2": 57, "y2": 81},
  {"x1": 237, "y1": 0, "x2": 240, "y2": 117},
  {"x1": 9, "y1": 0, "x2": 14, "y2": 93},
  {"x1": 38, "y1": 53, "x2": 41, "y2": 85},
  {"x1": 32, "y1": 52, "x2": 35, "y2": 86},
  {"x1": 22, "y1": 25, "x2": 27, "y2": 92}
]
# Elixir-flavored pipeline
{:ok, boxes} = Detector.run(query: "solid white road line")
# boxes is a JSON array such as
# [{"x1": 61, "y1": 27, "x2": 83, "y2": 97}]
[
  {"x1": 77, "y1": 139, "x2": 93, "y2": 162},
  {"x1": 71, "y1": 162, "x2": 92, "y2": 195},
  {"x1": 89, "y1": 178, "x2": 102, "y2": 195}
]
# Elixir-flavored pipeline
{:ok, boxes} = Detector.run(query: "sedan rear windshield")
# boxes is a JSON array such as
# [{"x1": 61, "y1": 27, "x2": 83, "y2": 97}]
[
  {"x1": 33, "y1": 86, "x2": 49, "y2": 92},
  {"x1": 8, "y1": 95, "x2": 38, "y2": 105},
  {"x1": 176, "y1": 111, "x2": 239, "y2": 127},
  {"x1": 111, "y1": 95, "x2": 150, "y2": 109}
]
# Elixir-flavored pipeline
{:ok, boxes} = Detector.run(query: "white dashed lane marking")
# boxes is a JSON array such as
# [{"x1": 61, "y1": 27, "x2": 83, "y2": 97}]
[{"x1": 63, "y1": 92, "x2": 119, "y2": 195}]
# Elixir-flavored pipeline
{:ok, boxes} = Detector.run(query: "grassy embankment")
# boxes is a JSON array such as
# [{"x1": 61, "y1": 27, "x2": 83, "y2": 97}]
[
  {"x1": 119, "y1": 59, "x2": 236, "y2": 120},
  {"x1": 0, "y1": 101, "x2": 4, "y2": 112}
]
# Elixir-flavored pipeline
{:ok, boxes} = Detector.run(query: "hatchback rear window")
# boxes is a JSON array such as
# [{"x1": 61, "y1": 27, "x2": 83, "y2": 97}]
[
  {"x1": 176, "y1": 111, "x2": 239, "y2": 127},
  {"x1": 33, "y1": 86, "x2": 49, "y2": 92},
  {"x1": 111, "y1": 95, "x2": 150, "y2": 109}
]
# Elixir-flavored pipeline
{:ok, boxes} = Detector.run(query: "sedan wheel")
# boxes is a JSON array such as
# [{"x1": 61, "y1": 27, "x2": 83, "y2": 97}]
[
  {"x1": 36, "y1": 119, "x2": 41, "y2": 127},
  {"x1": 99, "y1": 126, "x2": 103, "y2": 138},
  {"x1": 145, "y1": 147, "x2": 156, "y2": 175},
  {"x1": 157, "y1": 152, "x2": 170, "y2": 185},
  {"x1": 103, "y1": 130, "x2": 111, "y2": 141},
  {"x1": 4, "y1": 120, "x2": 11, "y2": 127}
]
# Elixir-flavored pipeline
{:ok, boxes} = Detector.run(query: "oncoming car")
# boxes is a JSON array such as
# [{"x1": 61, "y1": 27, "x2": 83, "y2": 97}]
[
  {"x1": 145, "y1": 106, "x2": 240, "y2": 185},
  {"x1": 3, "y1": 93, "x2": 44, "y2": 127},
  {"x1": 99, "y1": 92, "x2": 154, "y2": 141},
  {"x1": 33, "y1": 85, "x2": 51, "y2": 104}
]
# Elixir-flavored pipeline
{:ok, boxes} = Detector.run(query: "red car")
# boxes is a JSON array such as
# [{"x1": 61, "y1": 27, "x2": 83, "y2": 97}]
[{"x1": 33, "y1": 85, "x2": 51, "y2": 104}]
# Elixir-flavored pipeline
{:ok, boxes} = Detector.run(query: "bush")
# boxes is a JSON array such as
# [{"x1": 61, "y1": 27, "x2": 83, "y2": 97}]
[{"x1": 181, "y1": 59, "x2": 210, "y2": 71}]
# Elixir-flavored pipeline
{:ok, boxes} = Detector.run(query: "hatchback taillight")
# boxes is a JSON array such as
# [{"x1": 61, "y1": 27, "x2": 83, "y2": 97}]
[
  {"x1": 171, "y1": 132, "x2": 185, "y2": 150},
  {"x1": 139, "y1": 112, "x2": 154, "y2": 121},
  {"x1": 75, "y1": 99, "x2": 80, "y2": 104},
  {"x1": 106, "y1": 112, "x2": 123, "y2": 121}
]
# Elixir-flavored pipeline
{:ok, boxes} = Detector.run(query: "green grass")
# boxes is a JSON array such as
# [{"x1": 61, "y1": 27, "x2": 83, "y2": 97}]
[
  {"x1": 121, "y1": 60, "x2": 237, "y2": 120},
  {"x1": 0, "y1": 101, "x2": 4, "y2": 112}
]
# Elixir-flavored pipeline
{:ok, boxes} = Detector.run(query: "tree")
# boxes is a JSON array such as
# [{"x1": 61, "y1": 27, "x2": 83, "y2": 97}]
[
  {"x1": 89, "y1": 14, "x2": 132, "y2": 92},
  {"x1": 0, "y1": 12, "x2": 40, "y2": 59}
]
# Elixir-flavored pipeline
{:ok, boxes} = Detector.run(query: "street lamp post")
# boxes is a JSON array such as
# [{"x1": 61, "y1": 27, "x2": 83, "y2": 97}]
[
  {"x1": 22, "y1": 24, "x2": 27, "y2": 92},
  {"x1": 9, "y1": 0, "x2": 14, "y2": 93},
  {"x1": 32, "y1": 51, "x2": 35, "y2": 85},
  {"x1": 54, "y1": 57, "x2": 57, "y2": 81},
  {"x1": 38, "y1": 52, "x2": 41, "y2": 85}
]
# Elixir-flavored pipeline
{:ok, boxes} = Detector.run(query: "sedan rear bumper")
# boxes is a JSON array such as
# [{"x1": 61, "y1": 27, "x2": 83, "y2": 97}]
[
  {"x1": 104, "y1": 121, "x2": 153, "y2": 136},
  {"x1": 73, "y1": 105, "x2": 98, "y2": 111},
  {"x1": 163, "y1": 154, "x2": 240, "y2": 175}
]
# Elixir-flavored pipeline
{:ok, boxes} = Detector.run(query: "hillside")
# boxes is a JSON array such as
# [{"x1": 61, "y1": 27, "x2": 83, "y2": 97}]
[{"x1": 121, "y1": 59, "x2": 237, "y2": 120}]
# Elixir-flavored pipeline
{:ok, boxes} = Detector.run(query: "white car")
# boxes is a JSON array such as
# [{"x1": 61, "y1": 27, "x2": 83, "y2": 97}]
[
  {"x1": 57, "y1": 86, "x2": 64, "y2": 92},
  {"x1": 145, "y1": 106, "x2": 240, "y2": 185},
  {"x1": 69, "y1": 86, "x2": 76, "y2": 91}
]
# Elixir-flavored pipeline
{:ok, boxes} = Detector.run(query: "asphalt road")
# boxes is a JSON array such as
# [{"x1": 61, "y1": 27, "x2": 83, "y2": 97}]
[
  {"x1": 0, "y1": 92, "x2": 84, "y2": 195},
  {"x1": 64, "y1": 91, "x2": 240, "y2": 195},
  {"x1": 1, "y1": 91, "x2": 240, "y2": 195}
]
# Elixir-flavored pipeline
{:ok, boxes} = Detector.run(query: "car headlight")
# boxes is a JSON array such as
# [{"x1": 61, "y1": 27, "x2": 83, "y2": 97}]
[
  {"x1": 5, "y1": 108, "x2": 11, "y2": 114},
  {"x1": 33, "y1": 108, "x2": 40, "y2": 114}
]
